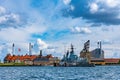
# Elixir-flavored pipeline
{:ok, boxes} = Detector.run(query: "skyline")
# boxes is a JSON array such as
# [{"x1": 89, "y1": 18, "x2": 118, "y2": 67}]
[{"x1": 0, "y1": 0, "x2": 120, "y2": 60}]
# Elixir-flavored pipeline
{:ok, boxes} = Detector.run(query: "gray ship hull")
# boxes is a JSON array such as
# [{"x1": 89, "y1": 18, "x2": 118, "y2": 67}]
[{"x1": 54, "y1": 62, "x2": 95, "y2": 67}]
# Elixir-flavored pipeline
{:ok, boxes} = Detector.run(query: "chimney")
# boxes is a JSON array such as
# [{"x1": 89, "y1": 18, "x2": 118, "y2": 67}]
[
  {"x1": 12, "y1": 43, "x2": 15, "y2": 55},
  {"x1": 100, "y1": 41, "x2": 102, "y2": 54},
  {"x1": 29, "y1": 43, "x2": 32, "y2": 55},
  {"x1": 40, "y1": 50, "x2": 42, "y2": 57},
  {"x1": 97, "y1": 42, "x2": 99, "y2": 48}
]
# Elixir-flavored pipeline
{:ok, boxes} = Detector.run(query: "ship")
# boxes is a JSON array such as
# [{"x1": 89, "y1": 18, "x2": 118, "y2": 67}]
[{"x1": 56, "y1": 40, "x2": 95, "y2": 67}]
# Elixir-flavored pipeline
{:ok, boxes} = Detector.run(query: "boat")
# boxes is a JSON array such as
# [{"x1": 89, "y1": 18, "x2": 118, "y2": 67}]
[
  {"x1": 57, "y1": 58, "x2": 95, "y2": 67},
  {"x1": 55, "y1": 40, "x2": 95, "y2": 67}
]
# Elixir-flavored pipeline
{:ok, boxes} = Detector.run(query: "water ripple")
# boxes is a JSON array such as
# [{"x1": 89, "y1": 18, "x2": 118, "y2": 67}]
[{"x1": 0, "y1": 66, "x2": 120, "y2": 80}]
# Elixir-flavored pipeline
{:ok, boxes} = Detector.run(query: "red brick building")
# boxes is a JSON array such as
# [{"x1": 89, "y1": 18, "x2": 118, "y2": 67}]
[
  {"x1": 4, "y1": 54, "x2": 37, "y2": 64},
  {"x1": 4, "y1": 53, "x2": 60, "y2": 66}
]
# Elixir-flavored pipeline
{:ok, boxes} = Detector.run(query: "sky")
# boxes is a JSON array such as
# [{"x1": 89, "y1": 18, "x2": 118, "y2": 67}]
[{"x1": 0, "y1": 0, "x2": 120, "y2": 60}]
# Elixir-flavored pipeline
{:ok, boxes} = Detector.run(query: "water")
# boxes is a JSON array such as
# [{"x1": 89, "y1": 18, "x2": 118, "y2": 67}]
[{"x1": 0, "y1": 66, "x2": 120, "y2": 80}]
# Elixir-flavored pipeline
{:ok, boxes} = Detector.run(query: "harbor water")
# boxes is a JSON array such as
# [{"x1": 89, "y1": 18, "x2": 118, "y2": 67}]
[{"x1": 0, "y1": 66, "x2": 120, "y2": 80}]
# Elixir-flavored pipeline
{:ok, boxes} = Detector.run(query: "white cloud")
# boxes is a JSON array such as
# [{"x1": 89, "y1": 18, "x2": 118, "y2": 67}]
[
  {"x1": 89, "y1": 3, "x2": 99, "y2": 13},
  {"x1": 0, "y1": 13, "x2": 20, "y2": 24},
  {"x1": 102, "y1": 39, "x2": 113, "y2": 44},
  {"x1": 0, "y1": 6, "x2": 25, "y2": 29},
  {"x1": 95, "y1": 0, "x2": 120, "y2": 9},
  {"x1": 70, "y1": 5, "x2": 74, "y2": 11},
  {"x1": 100, "y1": 0, "x2": 119, "y2": 8},
  {"x1": 0, "y1": 6, "x2": 6, "y2": 14},
  {"x1": 63, "y1": 0, "x2": 71, "y2": 5},
  {"x1": 71, "y1": 27, "x2": 92, "y2": 34},
  {"x1": 36, "y1": 38, "x2": 48, "y2": 50},
  {"x1": 0, "y1": 0, "x2": 120, "y2": 59},
  {"x1": 25, "y1": 23, "x2": 46, "y2": 34},
  {"x1": 80, "y1": 27, "x2": 92, "y2": 34},
  {"x1": 32, "y1": 38, "x2": 49, "y2": 55},
  {"x1": 0, "y1": 27, "x2": 29, "y2": 42},
  {"x1": 74, "y1": 27, "x2": 80, "y2": 32}
]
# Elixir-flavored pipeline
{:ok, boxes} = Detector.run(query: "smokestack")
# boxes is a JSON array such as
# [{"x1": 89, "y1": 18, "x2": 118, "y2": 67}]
[
  {"x1": 29, "y1": 43, "x2": 32, "y2": 55},
  {"x1": 100, "y1": 41, "x2": 102, "y2": 54},
  {"x1": 97, "y1": 42, "x2": 99, "y2": 48},
  {"x1": 12, "y1": 43, "x2": 15, "y2": 55},
  {"x1": 40, "y1": 50, "x2": 42, "y2": 56}
]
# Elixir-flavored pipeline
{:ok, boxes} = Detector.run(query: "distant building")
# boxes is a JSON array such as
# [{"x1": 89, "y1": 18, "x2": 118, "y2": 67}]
[
  {"x1": 90, "y1": 48, "x2": 105, "y2": 65},
  {"x1": 91, "y1": 48, "x2": 104, "y2": 59},
  {"x1": 80, "y1": 40, "x2": 91, "y2": 63},
  {"x1": 104, "y1": 58, "x2": 120, "y2": 65},
  {"x1": 90, "y1": 58, "x2": 105, "y2": 65},
  {"x1": 89, "y1": 41, "x2": 105, "y2": 65},
  {"x1": 33, "y1": 51, "x2": 60, "y2": 66},
  {"x1": 4, "y1": 49, "x2": 60, "y2": 66},
  {"x1": 33, "y1": 55, "x2": 60, "y2": 66},
  {"x1": 4, "y1": 54, "x2": 37, "y2": 65}
]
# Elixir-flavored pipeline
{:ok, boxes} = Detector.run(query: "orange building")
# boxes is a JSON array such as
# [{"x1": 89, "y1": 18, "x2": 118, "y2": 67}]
[
  {"x1": 4, "y1": 53, "x2": 60, "y2": 66},
  {"x1": 4, "y1": 54, "x2": 37, "y2": 65}
]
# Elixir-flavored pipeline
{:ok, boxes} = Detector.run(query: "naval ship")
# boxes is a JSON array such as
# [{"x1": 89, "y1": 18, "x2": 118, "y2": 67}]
[{"x1": 57, "y1": 40, "x2": 95, "y2": 67}]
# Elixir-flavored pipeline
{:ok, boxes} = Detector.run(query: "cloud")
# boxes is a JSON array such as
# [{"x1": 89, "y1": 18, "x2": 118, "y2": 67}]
[
  {"x1": 0, "y1": 6, "x2": 27, "y2": 29},
  {"x1": 0, "y1": 0, "x2": 120, "y2": 59},
  {"x1": 97, "y1": 0, "x2": 120, "y2": 8},
  {"x1": 0, "y1": 43, "x2": 14, "y2": 61},
  {"x1": 32, "y1": 39, "x2": 60, "y2": 55},
  {"x1": 62, "y1": 0, "x2": 120, "y2": 25},
  {"x1": 71, "y1": 27, "x2": 92, "y2": 34},
  {"x1": 36, "y1": 38, "x2": 48, "y2": 49},
  {"x1": 70, "y1": 5, "x2": 74, "y2": 11},
  {"x1": 102, "y1": 39, "x2": 113, "y2": 44},
  {"x1": 0, "y1": 27, "x2": 29, "y2": 42},
  {"x1": 89, "y1": 3, "x2": 98, "y2": 13},
  {"x1": 33, "y1": 38, "x2": 48, "y2": 54},
  {"x1": 63, "y1": 0, "x2": 71, "y2": 5},
  {"x1": 0, "y1": 6, "x2": 6, "y2": 14}
]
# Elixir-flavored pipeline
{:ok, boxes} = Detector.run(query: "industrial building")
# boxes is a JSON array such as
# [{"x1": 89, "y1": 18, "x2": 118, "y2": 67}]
[
  {"x1": 33, "y1": 50, "x2": 60, "y2": 66},
  {"x1": 89, "y1": 41, "x2": 105, "y2": 65}
]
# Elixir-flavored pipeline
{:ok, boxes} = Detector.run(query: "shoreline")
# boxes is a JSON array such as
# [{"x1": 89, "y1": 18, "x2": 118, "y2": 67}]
[{"x1": 0, "y1": 64, "x2": 120, "y2": 67}]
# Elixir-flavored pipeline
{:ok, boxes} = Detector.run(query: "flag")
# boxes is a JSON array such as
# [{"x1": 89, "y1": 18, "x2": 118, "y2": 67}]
[
  {"x1": 84, "y1": 40, "x2": 90, "y2": 47},
  {"x1": 84, "y1": 40, "x2": 90, "y2": 52},
  {"x1": 18, "y1": 48, "x2": 21, "y2": 52}
]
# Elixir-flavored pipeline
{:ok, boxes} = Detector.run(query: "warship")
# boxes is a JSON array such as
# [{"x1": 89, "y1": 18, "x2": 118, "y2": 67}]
[{"x1": 57, "y1": 40, "x2": 95, "y2": 67}]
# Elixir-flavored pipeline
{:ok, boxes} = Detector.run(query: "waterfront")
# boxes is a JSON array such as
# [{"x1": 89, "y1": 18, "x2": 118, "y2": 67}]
[{"x1": 0, "y1": 66, "x2": 120, "y2": 80}]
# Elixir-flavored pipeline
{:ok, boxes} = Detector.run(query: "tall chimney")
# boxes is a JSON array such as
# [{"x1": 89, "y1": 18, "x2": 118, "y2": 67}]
[
  {"x1": 97, "y1": 42, "x2": 99, "y2": 48},
  {"x1": 40, "y1": 50, "x2": 42, "y2": 57},
  {"x1": 100, "y1": 41, "x2": 104, "y2": 58},
  {"x1": 100, "y1": 41, "x2": 102, "y2": 54},
  {"x1": 12, "y1": 43, "x2": 15, "y2": 55},
  {"x1": 29, "y1": 43, "x2": 32, "y2": 55}
]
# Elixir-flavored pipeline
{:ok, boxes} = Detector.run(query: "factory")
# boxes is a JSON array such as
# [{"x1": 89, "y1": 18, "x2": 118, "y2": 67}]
[{"x1": 90, "y1": 41, "x2": 105, "y2": 65}]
